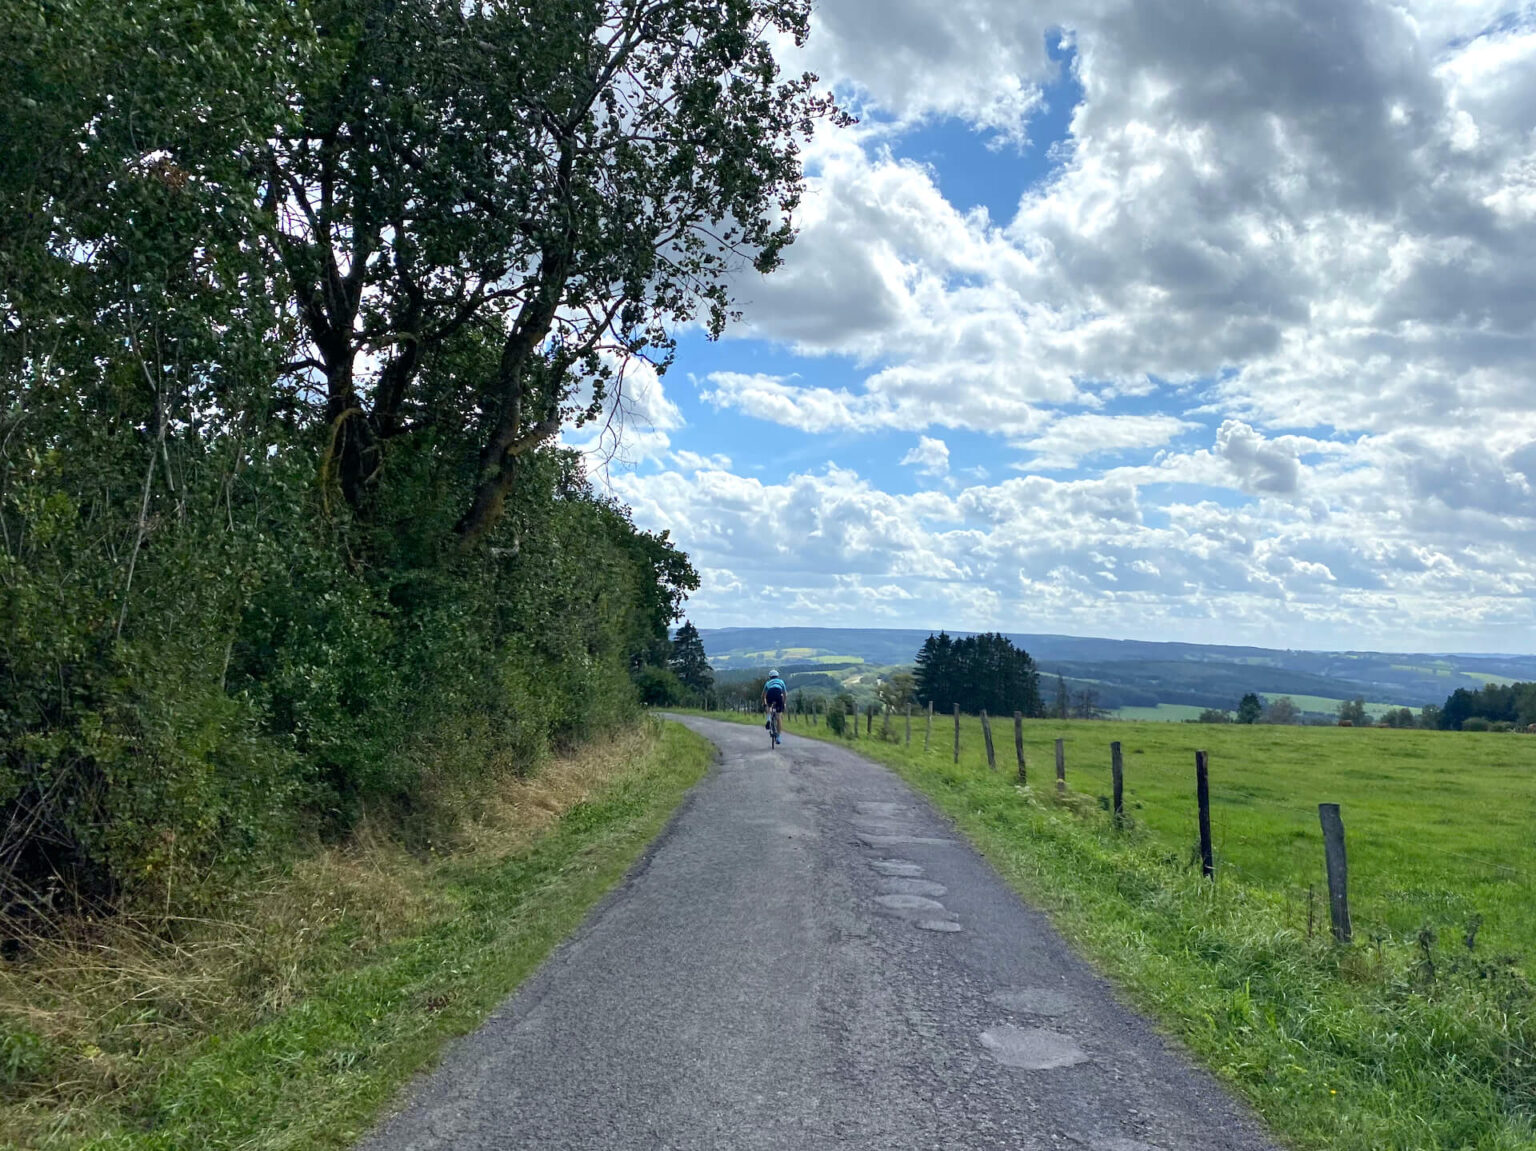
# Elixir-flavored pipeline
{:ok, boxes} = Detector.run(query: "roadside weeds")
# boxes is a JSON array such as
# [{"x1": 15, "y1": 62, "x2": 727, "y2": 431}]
[{"x1": 0, "y1": 718, "x2": 712, "y2": 1151}]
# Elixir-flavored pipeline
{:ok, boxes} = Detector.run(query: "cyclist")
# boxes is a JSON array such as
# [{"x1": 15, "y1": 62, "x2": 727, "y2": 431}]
[{"x1": 762, "y1": 669, "x2": 787, "y2": 745}]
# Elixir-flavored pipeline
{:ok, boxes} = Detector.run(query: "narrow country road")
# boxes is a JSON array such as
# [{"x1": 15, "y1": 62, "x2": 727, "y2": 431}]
[{"x1": 358, "y1": 716, "x2": 1279, "y2": 1151}]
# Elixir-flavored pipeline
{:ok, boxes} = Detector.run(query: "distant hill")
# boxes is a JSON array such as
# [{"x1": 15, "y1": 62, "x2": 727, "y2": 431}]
[{"x1": 696, "y1": 626, "x2": 1536, "y2": 716}]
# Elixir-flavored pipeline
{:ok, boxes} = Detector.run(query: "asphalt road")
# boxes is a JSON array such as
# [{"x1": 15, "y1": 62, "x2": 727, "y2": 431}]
[{"x1": 357, "y1": 715, "x2": 1280, "y2": 1150}]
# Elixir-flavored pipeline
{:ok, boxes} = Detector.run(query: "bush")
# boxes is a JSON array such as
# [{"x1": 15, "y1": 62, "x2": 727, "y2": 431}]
[
  {"x1": 632, "y1": 665, "x2": 686, "y2": 707},
  {"x1": 1462, "y1": 717, "x2": 1492, "y2": 732},
  {"x1": 0, "y1": 429, "x2": 692, "y2": 916},
  {"x1": 826, "y1": 692, "x2": 856, "y2": 736}
]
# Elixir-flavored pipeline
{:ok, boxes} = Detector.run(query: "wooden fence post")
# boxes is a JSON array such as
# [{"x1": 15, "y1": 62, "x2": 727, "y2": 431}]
[
  {"x1": 1055, "y1": 737, "x2": 1065, "y2": 793},
  {"x1": 866, "y1": 707, "x2": 873, "y2": 736},
  {"x1": 881, "y1": 706, "x2": 893, "y2": 741},
  {"x1": 980, "y1": 710, "x2": 997, "y2": 770},
  {"x1": 1111, "y1": 741, "x2": 1124, "y2": 826},
  {"x1": 905, "y1": 704, "x2": 912, "y2": 746},
  {"x1": 924, "y1": 701, "x2": 933, "y2": 752},
  {"x1": 953, "y1": 704, "x2": 961, "y2": 764},
  {"x1": 1196, "y1": 750, "x2": 1214, "y2": 879},
  {"x1": 1318, "y1": 803, "x2": 1352, "y2": 942},
  {"x1": 1013, "y1": 711, "x2": 1026, "y2": 783}
]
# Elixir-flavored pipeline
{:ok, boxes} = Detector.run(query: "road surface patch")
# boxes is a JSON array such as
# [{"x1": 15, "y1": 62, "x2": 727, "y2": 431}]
[
  {"x1": 875, "y1": 893, "x2": 947, "y2": 913},
  {"x1": 856, "y1": 833, "x2": 952, "y2": 847},
  {"x1": 979, "y1": 1025, "x2": 1091, "y2": 1070},
  {"x1": 879, "y1": 878, "x2": 947, "y2": 897}
]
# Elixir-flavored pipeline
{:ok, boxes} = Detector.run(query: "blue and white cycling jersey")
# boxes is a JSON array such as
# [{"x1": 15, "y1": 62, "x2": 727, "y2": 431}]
[{"x1": 763, "y1": 676, "x2": 787, "y2": 705}]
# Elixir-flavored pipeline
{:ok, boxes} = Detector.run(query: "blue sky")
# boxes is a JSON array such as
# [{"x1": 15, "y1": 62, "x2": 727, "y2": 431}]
[{"x1": 585, "y1": 1, "x2": 1536, "y2": 653}]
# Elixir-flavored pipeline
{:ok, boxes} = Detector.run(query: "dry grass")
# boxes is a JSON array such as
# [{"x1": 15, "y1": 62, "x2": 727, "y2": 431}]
[{"x1": 0, "y1": 727, "x2": 664, "y2": 1146}]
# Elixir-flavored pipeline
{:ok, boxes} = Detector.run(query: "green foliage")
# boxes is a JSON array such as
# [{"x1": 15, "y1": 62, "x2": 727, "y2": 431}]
[
  {"x1": 913, "y1": 631, "x2": 1042, "y2": 717},
  {"x1": 668, "y1": 621, "x2": 714, "y2": 694},
  {"x1": 1440, "y1": 682, "x2": 1536, "y2": 730},
  {"x1": 825, "y1": 692, "x2": 854, "y2": 736},
  {"x1": 876, "y1": 671, "x2": 915, "y2": 712},
  {"x1": 633, "y1": 665, "x2": 686, "y2": 707},
  {"x1": 0, "y1": 1017, "x2": 52, "y2": 1090},
  {"x1": 0, "y1": 0, "x2": 843, "y2": 917},
  {"x1": 1197, "y1": 708, "x2": 1231, "y2": 723},
  {"x1": 1338, "y1": 696, "x2": 1368, "y2": 725},
  {"x1": 1236, "y1": 692, "x2": 1263, "y2": 724}
]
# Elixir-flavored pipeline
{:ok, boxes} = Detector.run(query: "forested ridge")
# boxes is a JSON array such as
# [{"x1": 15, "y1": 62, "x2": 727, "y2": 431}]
[{"x1": 0, "y1": 0, "x2": 832, "y2": 919}]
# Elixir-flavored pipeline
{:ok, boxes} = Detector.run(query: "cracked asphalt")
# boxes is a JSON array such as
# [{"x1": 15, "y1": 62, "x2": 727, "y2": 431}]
[{"x1": 356, "y1": 716, "x2": 1280, "y2": 1150}]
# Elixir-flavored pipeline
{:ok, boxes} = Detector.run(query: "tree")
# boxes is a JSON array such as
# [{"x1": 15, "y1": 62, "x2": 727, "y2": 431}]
[
  {"x1": 1053, "y1": 673, "x2": 1070, "y2": 720},
  {"x1": 1418, "y1": 704, "x2": 1443, "y2": 729},
  {"x1": 1438, "y1": 683, "x2": 1531, "y2": 730},
  {"x1": 251, "y1": 0, "x2": 844, "y2": 545},
  {"x1": 878, "y1": 672, "x2": 916, "y2": 712},
  {"x1": 1236, "y1": 693, "x2": 1263, "y2": 724},
  {"x1": 1198, "y1": 709, "x2": 1231, "y2": 723},
  {"x1": 0, "y1": 0, "x2": 741, "y2": 915},
  {"x1": 1338, "y1": 697, "x2": 1368, "y2": 726},
  {"x1": 1263, "y1": 696, "x2": 1300, "y2": 725},
  {"x1": 1381, "y1": 707, "x2": 1415, "y2": 728},
  {"x1": 669, "y1": 621, "x2": 714, "y2": 694},
  {"x1": 912, "y1": 632, "x2": 1041, "y2": 717},
  {"x1": 1074, "y1": 688, "x2": 1103, "y2": 720}
]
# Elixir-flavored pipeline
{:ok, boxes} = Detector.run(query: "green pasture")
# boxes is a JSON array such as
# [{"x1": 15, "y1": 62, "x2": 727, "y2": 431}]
[
  {"x1": 1111, "y1": 704, "x2": 1207, "y2": 722},
  {"x1": 1023, "y1": 719, "x2": 1535, "y2": 958},
  {"x1": 1278, "y1": 693, "x2": 1414, "y2": 718},
  {"x1": 824, "y1": 713, "x2": 1535, "y2": 959}
]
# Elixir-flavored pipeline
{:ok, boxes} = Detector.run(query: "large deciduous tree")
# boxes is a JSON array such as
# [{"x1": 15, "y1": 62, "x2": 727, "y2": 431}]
[{"x1": 261, "y1": 0, "x2": 841, "y2": 544}]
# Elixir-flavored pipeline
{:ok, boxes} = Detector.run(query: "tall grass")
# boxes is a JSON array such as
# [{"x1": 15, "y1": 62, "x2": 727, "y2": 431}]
[{"x1": 0, "y1": 720, "x2": 712, "y2": 1150}]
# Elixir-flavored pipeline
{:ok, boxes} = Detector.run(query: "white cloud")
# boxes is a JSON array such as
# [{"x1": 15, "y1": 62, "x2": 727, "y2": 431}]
[
  {"x1": 900, "y1": 436, "x2": 951, "y2": 476},
  {"x1": 1214, "y1": 420, "x2": 1302, "y2": 495},
  {"x1": 600, "y1": 0, "x2": 1536, "y2": 650},
  {"x1": 1015, "y1": 412, "x2": 1195, "y2": 469}
]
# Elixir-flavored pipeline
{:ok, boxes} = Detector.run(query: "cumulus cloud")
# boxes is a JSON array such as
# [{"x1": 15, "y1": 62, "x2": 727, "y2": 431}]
[
  {"x1": 599, "y1": 0, "x2": 1536, "y2": 650},
  {"x1": 1015, "y1": 412, "x2": 1195, "y2": 469},
  {"x1": 900, "y1": 436, "x2": 951, "y2": 476},
  {"x1": 1215, "y1": 420, "x2": 1303, "y2": 495},
  {"x1": 613, "y1": 447, "x2": 1536, "y2": 648}
]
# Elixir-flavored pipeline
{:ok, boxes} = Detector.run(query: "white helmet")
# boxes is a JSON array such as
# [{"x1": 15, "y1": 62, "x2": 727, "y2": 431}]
[{"x1": 769, "y1": 668, "x2": 781, "y2": 678}]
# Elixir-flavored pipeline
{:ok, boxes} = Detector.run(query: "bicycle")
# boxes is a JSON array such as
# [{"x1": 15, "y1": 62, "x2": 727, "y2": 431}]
[{"x1": 766, "y1": 703, "x2": 782, "y2": 748}]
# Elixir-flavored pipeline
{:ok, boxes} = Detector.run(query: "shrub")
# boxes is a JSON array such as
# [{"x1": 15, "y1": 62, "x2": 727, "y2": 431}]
[{"x1": 633, "y1": 665, "x2": 686, "y2": 707}]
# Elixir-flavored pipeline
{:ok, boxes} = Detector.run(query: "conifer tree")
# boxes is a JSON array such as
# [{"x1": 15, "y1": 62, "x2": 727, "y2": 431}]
[{"x1": 669, "y1": 621, "x2": 715, "y2": 694}]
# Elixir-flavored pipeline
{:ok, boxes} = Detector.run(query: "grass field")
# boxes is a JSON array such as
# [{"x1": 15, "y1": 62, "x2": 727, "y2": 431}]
[
  {"x1": 1116, "y1": 696, "x2": 1420, "y2": 722},
  {"x1": 698, "y1": 708, "x2": 1536, "y2": 1149},
  {"x1": 1112, "y1": 704, "x2": 1208, "y2": 721},
  {"x1": 0, "y1": 720, "x2": 713, "y2": 1150}
]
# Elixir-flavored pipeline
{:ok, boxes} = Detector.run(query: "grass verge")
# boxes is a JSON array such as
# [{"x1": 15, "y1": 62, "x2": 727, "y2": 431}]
[
  {"x1": 0, "y1": 717, "x2": 711, "y2": 1150},
  {"x1": 688, "y1": 709, "x2": 1535, "y2": 1151}
]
